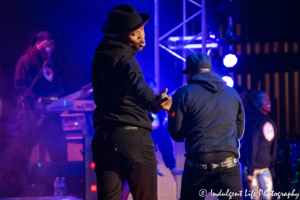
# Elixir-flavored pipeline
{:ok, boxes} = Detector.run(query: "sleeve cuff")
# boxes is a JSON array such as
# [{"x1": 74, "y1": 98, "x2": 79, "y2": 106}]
[
  {"x1": 148, "y1": 101, "x2": 159, "y2": 114},
  {"x1": 169, "y1": 111, "x2": 175, "y2": 117}
]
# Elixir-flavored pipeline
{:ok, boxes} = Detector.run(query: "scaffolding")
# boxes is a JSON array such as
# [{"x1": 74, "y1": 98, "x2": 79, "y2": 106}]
[
  {"x1": 153, "y1": 2, "x2": 219, "y2": 199},
  {"x1": 154, "y1": 2, "x2": 206, "y2": 198},
  {"x1": 154, "y1": 0, "x2": 215, "y2": 89}
]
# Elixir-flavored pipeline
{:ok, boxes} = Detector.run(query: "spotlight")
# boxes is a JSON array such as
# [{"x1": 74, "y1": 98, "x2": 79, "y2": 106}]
[
  {"x1": 91, "y1": 185, "x2": 97, "y2": 192},
  {"x1": 222, "y1": 76, "x2": 234, "y2": 87},
  {"x1": 223, "y1": 54, "x2": 238, "y2": 68},
  {"x1": 90, "y1": 162, "x2": 95, "y2": 170}
]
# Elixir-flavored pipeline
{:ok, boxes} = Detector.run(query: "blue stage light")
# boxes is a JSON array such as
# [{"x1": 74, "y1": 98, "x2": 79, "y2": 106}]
[
  {"x1": 222, "y1": 76, "x2": 234, "y2": 87},
  {"x1": 223, "y1": 54, "x2": 238, "y2": 68}
]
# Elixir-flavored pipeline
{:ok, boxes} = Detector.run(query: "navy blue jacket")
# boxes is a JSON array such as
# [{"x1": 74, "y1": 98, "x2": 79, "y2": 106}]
[
  {"x1": 167, "y1": 71, "x2": 245, "y2": 158},
  {"x1": 239, "y1": 109, "x2": 277, "y2": 177},
  {"x1": 91, "y1": 36, "x2": 155, "y2": 131}
]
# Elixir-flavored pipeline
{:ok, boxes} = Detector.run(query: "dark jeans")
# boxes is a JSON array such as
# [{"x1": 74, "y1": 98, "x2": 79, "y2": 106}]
[
  {"x1": 92, "y1": 127, "x2": 157, "y2": 200},
  {"x1": 9, "y1": 111, "x2": 67, "y2": 196},
  {"x1": 180, "y1": 153, "x2": 243, "y2": 200}
]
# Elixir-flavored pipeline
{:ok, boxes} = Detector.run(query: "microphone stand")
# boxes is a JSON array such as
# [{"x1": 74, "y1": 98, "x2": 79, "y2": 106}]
[{"x1": 12, "y1": 57, "x2": 50, "y2": 118}]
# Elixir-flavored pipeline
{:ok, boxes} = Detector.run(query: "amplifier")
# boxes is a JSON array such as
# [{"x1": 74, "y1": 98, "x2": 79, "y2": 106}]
[{"x1": 60, "y1": 113, "x2": 86, "y2": 162}]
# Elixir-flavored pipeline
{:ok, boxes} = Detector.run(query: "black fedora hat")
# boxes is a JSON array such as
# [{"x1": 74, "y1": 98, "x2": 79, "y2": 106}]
[{"x1": 102, "y1": 4, "x2": 150, "y2": 36}]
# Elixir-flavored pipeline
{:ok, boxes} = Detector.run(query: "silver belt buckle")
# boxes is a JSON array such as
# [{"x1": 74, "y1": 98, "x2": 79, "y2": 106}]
[
  {"x1": 221, "y1": 160, "x2": 233, "y2": 167},
  {"x1": 211, "y1": 164, "x2": 219, "y2": 169},
  {"x1": 221, "y1": 158, "x2": 237, "y2": 167},
  {"x1": 124, "y1": 126, "x2": 138, "y2": 130}
]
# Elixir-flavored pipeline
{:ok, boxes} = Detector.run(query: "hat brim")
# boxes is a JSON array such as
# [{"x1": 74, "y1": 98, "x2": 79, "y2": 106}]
[{"x1": 102, "y1": 13, "x2": 150, "y2": 36}]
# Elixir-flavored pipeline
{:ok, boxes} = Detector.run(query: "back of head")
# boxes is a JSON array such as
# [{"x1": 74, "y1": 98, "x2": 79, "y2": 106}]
[{"x1": 182, "y1": 52, "x2": 212, "y2": 74}]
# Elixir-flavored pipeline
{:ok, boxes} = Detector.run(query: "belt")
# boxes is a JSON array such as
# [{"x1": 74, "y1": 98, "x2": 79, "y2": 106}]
[
  {"x1": 185, "y1": 158, "x2": 238, "y2": 170},
  {"x1": 96, "y1": 125, "x2": 140, "y2": 131}
]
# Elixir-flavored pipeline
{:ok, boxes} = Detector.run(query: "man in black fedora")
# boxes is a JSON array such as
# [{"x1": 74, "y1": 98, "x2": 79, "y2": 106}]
[
  {"x1": 91, "y1": 4, "x2": 172, "y2": 200},
  {"x1": 167, "y1": 52, "x2": 245, "y2": 200}
]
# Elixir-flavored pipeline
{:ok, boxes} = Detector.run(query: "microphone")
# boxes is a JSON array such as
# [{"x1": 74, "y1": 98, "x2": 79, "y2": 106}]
[
  {"x1": 46, "y1": 47, "x2": 52, "y2": 62},
  {"x1": 159, "y1": 93, "x2": 168, "y2": 100}
]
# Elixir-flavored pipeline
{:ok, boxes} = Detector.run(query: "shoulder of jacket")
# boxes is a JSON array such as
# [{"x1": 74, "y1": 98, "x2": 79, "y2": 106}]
[
  {"x1": 223, "y1": 86, "x2": 240, "y2": 97},
  {"x1": 16, "y1": 54, "x2": 30, "y2": 67},
  {"x1": 173, "y1": 85, "x2": 191, "y2": 100},
  {"x1": 18, "y1": 54, "x2": 30, "y2": 62},
  {"x1": 126, "y1": 57, "x2": 140, "y2": 68},
  {"x1": 177, "y1": 84, "x2": 190, "y2": 93},
  {"x1": 126, "y1": 56, "x2": 138, "y2": 63}
]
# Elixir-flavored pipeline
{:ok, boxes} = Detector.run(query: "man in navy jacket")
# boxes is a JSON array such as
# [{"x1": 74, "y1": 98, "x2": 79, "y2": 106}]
[{"x1": 168, "y1": 52, "x2": 245, "y2": 200}]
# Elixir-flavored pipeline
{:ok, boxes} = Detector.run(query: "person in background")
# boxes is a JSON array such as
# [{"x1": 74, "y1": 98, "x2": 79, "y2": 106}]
[
  {"x1": 10, "y1": 31, "x2": 67, "y2": 197},
  {"x1": 239, "y1": 90, "x2": 277, "y2": 200},
  {"x1": 146, "y1": 77, "x2": 183, "y2": 180}
]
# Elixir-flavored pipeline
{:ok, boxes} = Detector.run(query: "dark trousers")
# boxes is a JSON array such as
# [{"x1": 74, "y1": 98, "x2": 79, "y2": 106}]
[
  {"x1": 180, "y1": 153, "x2": 242, "y2": 200},
  {"x1": 9, "y1": 111, "x2": 67, "y2": 196},
  {"x1": 92, "y1": 127, "x2": 157, "y2": 200}
]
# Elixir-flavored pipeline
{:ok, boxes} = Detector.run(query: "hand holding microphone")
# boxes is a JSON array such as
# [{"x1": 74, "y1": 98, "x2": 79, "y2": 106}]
[
  {"x1": 159, "y1": 89, "x2": 175, "y2": 116},
  {"x1": 159, "y1": 92, "x2": 168, "y2": 100},
  {"x1": 152, "y1": 88, "x2": 172, "y2": 113},
  {"x1": 46, "y1": 47, "x2": 52, "y2": 62}
]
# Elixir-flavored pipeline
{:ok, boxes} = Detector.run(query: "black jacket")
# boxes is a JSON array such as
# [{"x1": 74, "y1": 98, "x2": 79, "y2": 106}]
[
  {"x1": 91, "y1": 36, "x2": 155, "y2": 131},
  {"x1": 167, "y1": 71, "x2": 244, "y2": 158},
  {"x1": 239, "y1": 109, "x2": 277, "y2": 177},
  {"x1": 14, "y1": 50, "x2": 63, "y2": 106}
]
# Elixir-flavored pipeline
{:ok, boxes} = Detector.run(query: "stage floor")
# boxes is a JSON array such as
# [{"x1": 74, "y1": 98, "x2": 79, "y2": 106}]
[{"x1": 0, "y1": 197, "x2": 83, "y2": 200}]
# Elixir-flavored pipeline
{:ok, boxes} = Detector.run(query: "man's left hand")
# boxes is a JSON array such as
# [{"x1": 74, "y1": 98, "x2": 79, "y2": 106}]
[{"x1": 171, "y1": 167, "x2": 183, "y2": 182}]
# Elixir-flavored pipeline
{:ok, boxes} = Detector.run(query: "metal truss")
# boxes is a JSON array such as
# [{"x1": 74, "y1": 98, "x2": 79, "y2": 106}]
[{"x1": 154, "y1": 0, "x2": 216, "y2": 87}]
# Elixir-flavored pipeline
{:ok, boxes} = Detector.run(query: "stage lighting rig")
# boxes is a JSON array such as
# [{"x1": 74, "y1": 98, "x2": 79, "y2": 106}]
[{"x1": 167, "y1": 33, "x2": 219, "y2": 50}]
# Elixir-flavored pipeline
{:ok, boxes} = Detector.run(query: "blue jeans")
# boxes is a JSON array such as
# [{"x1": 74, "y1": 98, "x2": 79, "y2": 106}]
[{"x1": 241, "y1": 164, "x2": 273, "y2": 200}]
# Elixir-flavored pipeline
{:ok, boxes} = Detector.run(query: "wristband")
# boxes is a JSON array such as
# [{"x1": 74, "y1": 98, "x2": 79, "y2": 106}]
[{"x1": 169, "y1": 111, "x2": 175, "y2": 117}]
